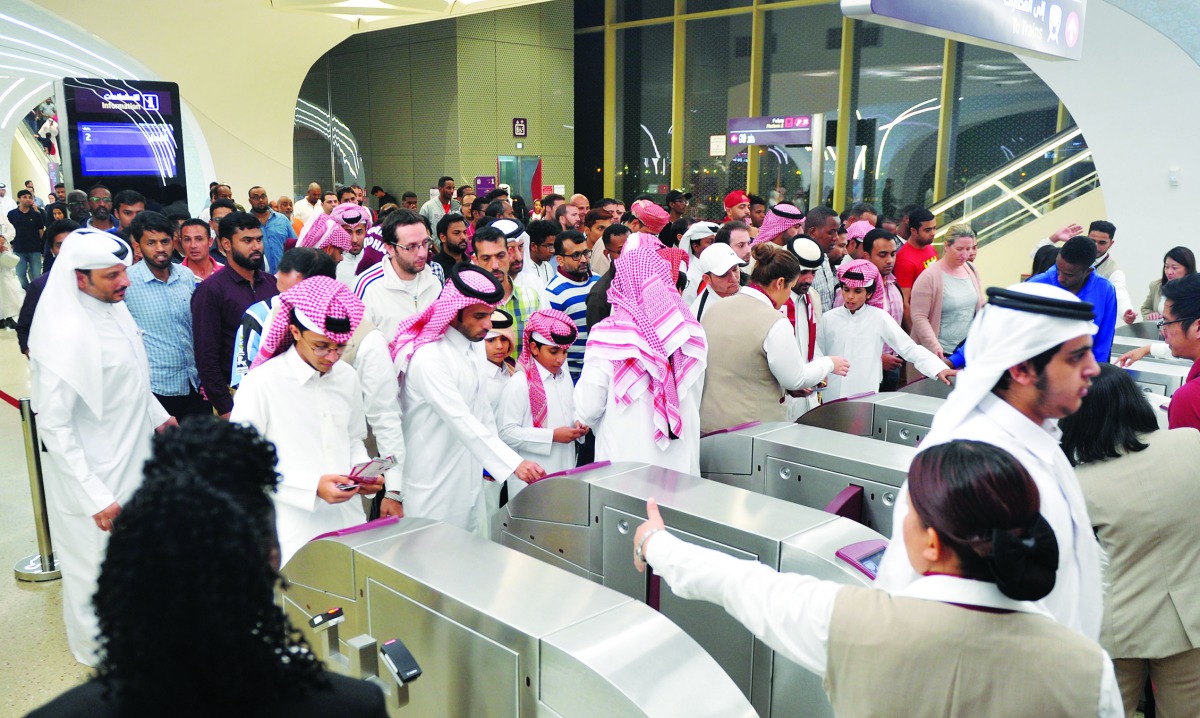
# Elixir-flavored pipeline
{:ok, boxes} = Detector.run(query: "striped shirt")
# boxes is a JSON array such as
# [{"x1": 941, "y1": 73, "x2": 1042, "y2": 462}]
[
  {"x1": 353, "y1": 258, "x2": 444, "y2": 300},
  {"x1": 124, "y1": 261, "x2": 200, "y2": 396},
  {"x1": 545, "y1": 271, "x2": 598, "y2": 381},
  {"x1": 500, "y1": 281, "x2": 544, "y2": 358}
]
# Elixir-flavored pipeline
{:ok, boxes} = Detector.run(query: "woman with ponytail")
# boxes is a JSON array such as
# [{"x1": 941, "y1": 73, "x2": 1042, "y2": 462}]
[{"x1": 634, "y1": 440, "x2": 1122, "y2": 717}]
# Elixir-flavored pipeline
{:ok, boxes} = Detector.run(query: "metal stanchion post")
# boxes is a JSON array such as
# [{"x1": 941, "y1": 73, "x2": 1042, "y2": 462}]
[{"x1": 14, "y1": 397, "x2": 61, "y2": 581}]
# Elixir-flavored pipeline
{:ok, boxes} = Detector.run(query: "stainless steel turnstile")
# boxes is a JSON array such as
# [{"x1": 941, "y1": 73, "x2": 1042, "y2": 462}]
[
  {"x1": 898, "y1": 376, "x2": 954, "y2": 399},
  {"x1": 1112, "y1": 322, "x2": 1191, "y2": 367},
  {"x1": 797, "y1": 392, "x2": 944, "y2": 447},
  {"x1": 1123, "y1": 359, "x2": 1191, "y2": 397},
  {"x1": 282, "y1": 517, "x2": 756, "y2": 718},
  {"x1": 701, "y1": 423, "x2": 912, "y2": 537},
  {"x1": 495, "y1": 461, "x2": 887, "y2": 718}
]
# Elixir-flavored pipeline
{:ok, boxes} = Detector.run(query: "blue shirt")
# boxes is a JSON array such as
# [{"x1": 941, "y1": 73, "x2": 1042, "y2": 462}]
[
  {"x1": 545, "y1": 271, "x2": 598, "y2": 381},
  {"x1": 1028, "y1": 268, "x2": 1117, "y2": 363},
  {"x1": 258, "y1": 209, "x2": 297, "y2": 272},
  {"x1": 124, "y1": 261, "x2": 200, "y2": 396}
]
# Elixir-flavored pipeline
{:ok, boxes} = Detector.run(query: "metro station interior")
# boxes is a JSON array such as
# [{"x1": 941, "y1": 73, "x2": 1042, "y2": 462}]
[{"x1": 1, "y1": 0, "x2": 1197, "y2": 716}]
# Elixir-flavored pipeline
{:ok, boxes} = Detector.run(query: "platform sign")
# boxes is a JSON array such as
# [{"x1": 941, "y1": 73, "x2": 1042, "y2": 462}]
[
  {"x1": 513, "y1": 117, "x2": 528, "y2": 137},
  {"x1": 475, "y1": 176, "x2": 496, "y2": 193},
  {"x1": 727, "y1": 115, "x2": 812, "y2": 146},
  {"x1": 841, "y1": 0, "x2": 1086, "y2": 61}
]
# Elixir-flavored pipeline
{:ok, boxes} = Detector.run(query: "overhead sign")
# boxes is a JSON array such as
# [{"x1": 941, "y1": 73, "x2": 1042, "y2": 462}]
[
  {"x1": 727, "y1": 115, "x2": 812, "y2": 146},
  {"x1": 513, "y1": 117, "x2": 528, "y2": 137},
  {"x1": 475, "y1": 176, "x2": 496, "y2": 193},
  {"x1": 841, "y1": 0, "x2": 1085, "y2": 61},
  {"x1": 709, "y1": 134, "x2": 727, "y2": 157}
]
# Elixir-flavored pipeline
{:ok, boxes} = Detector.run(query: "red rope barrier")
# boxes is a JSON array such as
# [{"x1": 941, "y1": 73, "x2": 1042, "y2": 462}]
[{"x1": 0, "y1": 388, "x2": 20, "y2": 409}]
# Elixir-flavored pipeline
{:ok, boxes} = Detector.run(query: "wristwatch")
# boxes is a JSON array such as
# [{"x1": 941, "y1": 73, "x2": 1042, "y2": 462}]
[{"x1": 385, "y1": 490, "x2": 404, "y2": 503}]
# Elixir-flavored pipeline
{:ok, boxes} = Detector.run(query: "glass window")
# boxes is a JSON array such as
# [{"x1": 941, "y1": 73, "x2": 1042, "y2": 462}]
[
  {"x1": 759, "y1": 4, "x2": 843, "y2": 211},
  {"x1": 682, "y1": 13, "x2": 753, "y2": 220},
  {"x1": 687, "y1": 0, "x2": 752, "y2": 12},
  {"x1": 854, "y1": 24, "x2": 944, "y2": 218},
  {"x1": 616, "y1": 0, "x2": 673, "y2": 23},
  {"x1": 614, "y1": 24, "x2": 675, "y2": 204}
]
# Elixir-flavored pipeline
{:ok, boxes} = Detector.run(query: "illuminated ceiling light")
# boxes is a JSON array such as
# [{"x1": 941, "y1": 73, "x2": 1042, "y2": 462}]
[
  {"x1": 0, "y1": 11, "x2": 138, "y2": 77},
  {"x1": 0, "y1": 31, "x2": 113, "y2": 78},
  {"x1": 2, "y1": 80, "x2": 50, "y2": 128}
]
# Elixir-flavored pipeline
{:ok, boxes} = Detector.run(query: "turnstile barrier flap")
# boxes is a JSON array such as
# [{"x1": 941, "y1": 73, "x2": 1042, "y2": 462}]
[{"x1": 698, "y1": 421, "x2": 793, "y2": 477}]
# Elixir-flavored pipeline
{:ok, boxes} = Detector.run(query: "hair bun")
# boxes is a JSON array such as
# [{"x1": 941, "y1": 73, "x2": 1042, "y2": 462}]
[
  {"x1": 987, "y1": 514, "x2": 1059, "y2": 601},
  {"x1": 750, "y1": 241, "x2": 777, "y2": 263}
]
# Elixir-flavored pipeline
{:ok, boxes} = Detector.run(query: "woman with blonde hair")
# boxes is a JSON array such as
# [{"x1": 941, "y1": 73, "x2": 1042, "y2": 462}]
[{"x1": 910, "y1": 223, "x2": 985, "y2": 359}]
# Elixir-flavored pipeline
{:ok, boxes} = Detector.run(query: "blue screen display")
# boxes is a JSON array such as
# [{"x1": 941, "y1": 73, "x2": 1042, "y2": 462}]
[{"x1": 77, "y1": 122, "x2": 178, "y2": 177}]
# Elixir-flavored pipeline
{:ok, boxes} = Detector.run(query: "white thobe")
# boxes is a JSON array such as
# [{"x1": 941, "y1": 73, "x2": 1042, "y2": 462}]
[
  {"x1": 647, "y1": 532, "x2": 1121, "y2": 717},
  {"x1": 401, "y1": 329, "x2": 523, "y2": 535},
  {"x1": 481, "y1": 356, "x2": 518, "y2": 413},
  {"x1": 350, "y1": 329, "x2": 406, "y2": 494},
  {"x1": 230, "y1": 347, "x2": 370, "y2": 566},
  {"x1": 498, "y1": 363, "x2": 578, "y2": 499},
  {"x1": 574, "y1": 348, "x2": 705, "y2": 474},
  {"x1": 32, "y1": 294, "x2": 169, "y2": 666},
  {"x1": 293, "y1": 197, "x2": 320, "y2": 223},
  {"x1": 683, "y1": 256, "x2": 705, "y2": 307},
  {"x1": 787, "y1": 288, "x2": 824, "y2": 420},
  {"x1": 519, "y1": 260, "x2": 553, "y2": 294},
  {"x1": 336, "y1": 251, "x2": 362, "y2": 289},
  {"x1": 875, "y1": 393, "x2": 1105, "y2": 641},
  {"x1": 817, "y1": 304, "x2": 946, "y2": 400}
]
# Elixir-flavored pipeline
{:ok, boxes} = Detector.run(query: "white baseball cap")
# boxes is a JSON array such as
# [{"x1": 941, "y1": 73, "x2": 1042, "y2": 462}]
[{"x1": 698, "y1": 242, "x2": 745, "y2": 276}]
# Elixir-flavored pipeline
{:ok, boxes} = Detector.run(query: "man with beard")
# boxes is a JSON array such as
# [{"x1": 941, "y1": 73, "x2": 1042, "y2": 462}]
[
  {"x1": 248, "y1": 186, "x2": 296, "y2": 272},
  {"x1": 473, "y1": 222, "x2": 543, "y2": 357},
  {"x1": 84, "y1": 185, "x2": 116, "y2": 233},
  {"x1": 354, "y1": 209, "x2": 442, "y2": 339},
  {"x1": 420, "y1": 176, "x2": 458, "y2": 230},
  {"x1": 123, "y1": 212, "x2": 210, "y2": 419},
  {"x1": 432, "y1": 212, "x2": 469, "y2": 277},
  {"x1": 544, "y1": 229, "x2": 597, "y2": 381},
  {"x1": 191, "y1": 212, "x2": 278, "y2": 418},
  {"x1": 805, "y1": 206, "x2": 843, "y2": 311},
  {"x1": 330, "y1": 202, "x2": 371, "y2": 288},
  {"x1": 895, "y1": 207, "x2": 938, "y2": 330}
]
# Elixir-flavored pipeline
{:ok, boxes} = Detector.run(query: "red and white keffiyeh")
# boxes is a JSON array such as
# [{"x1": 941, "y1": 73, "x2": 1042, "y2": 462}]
[
  {"x1": 389, "y1": 264, "x2": 504, "y2": 371},
  {"x1": 519, "y1": 309, "x2": 577, "y2": 428},
  {"x1": 837, "y1": 258, "x2": 885, "y2": 310},
  {"x1": 754, "y1": 202, "x2": 805, "y2": 246},
  {"x1": 331, "y1": 202, "x2": 373, "y2": 231},
  {"x1": 589, "y1": 247, "x2": 707, "y2": 449},
  {"x1": 249, "y1": 276, "x2": 365, "y2": 370},
  {"x1": 300, "y1": 213, "x2": 353, "y2": 252},
  {"x1": 845, "y1": 220, "x2": 874, "y2": 244}
]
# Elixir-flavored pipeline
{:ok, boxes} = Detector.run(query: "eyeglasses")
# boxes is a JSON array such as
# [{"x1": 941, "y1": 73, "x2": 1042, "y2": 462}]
[
  {"x1": 249, "y1": 193, "x2": 268, "y2": 200},
  {"x1": 1157, "y1": 316, "x2": 1194, "y2": 330},
  {"x1": 89, "y1": 196, "x2": 112, "y2": 203},
  {"x1": 557, "y1": 249, "x2": 593, "y2": 261},
  {"x1": 301, "y1": 334, "x2": 346, "y2": 358},
  {"x1": 395, "y1": 239, "x2": 433, "y2": 253}
]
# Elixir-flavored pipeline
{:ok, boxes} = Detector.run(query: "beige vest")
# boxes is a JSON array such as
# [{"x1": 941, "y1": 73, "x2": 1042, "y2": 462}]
[
  {"x1": 1076, "y1": 429, "x2": 1200, "y2": 658},
  {"x1": 700, "y1": 293, "x2": 786, "y2": 433},
  {"x1": 825, "y1": 587, "x2": 1103, "y2": 718},
  {"x1": 1093, "y1": 253, "x2": 1119, "y2": 280},
  {"x1": 340, "y1": 318, "x2": 376, "y2": 367}
]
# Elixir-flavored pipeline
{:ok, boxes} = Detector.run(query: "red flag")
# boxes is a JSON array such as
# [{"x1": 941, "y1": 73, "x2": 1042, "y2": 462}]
[{"x1": 531, "y1": 158, "x2": 543, "y2": 202}]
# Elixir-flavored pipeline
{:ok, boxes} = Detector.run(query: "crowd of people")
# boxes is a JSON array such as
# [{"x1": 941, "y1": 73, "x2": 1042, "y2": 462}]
[{"x1": 9, "y1": 175, "x2": 1200, "y2": 717}]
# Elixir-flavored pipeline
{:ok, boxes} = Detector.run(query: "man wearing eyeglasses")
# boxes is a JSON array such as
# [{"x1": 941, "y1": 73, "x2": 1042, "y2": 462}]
[
  {"x1": 544, "y1": 229, "x2": 597, "y2": 382},
  {"x1": 248, "y1": 186, "x2": 296, "y2": 273},
  {"x1": 1028, "y1": 235, "x2": 1117, "y2": 363},
  {"x1": 84, "y1": 184, "x2": 116, "y2": 233},
  {"x1": 355, "y1": 209, "x2": 442, "y2": 340},
  {"x1": 1152, "y1": 274, "x2": 1200, "y2": 432}
]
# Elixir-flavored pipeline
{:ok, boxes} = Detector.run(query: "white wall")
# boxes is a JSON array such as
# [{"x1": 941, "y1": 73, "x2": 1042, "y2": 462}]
[{"x1": 1022, "y1": 0, "x2": 1200, "y2": 311}]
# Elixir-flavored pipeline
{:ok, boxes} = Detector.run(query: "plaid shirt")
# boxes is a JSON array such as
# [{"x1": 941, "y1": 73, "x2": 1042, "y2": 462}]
[
  {"x1": 501, "y1": 280, "x2": 544, "y2": 358},
  {"x1": 813, "y1": 260, "x2": 840, "y2": 314},
  {"x1": 124, "y1": 261, "x2": 200, "y2": 396}
]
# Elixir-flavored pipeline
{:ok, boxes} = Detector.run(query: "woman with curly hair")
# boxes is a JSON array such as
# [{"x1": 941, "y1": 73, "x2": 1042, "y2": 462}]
[{"x1": 26, "y1": 418, "x2": 386, "y2": 717}]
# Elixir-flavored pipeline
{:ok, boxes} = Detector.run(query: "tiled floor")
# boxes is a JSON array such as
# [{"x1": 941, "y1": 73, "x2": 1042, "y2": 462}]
[{"x1": 0, "y1": 329, "x2": 91, "y2": 716}]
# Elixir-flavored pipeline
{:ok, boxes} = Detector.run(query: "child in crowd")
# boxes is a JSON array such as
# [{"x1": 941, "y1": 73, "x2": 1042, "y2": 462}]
[
  {"x1": 819, "y1": 259, "x2": 954, "y2": 400},
  {"x1": 481, "y1": 308, "x2": 519, "y2": 413},
  {"x1": 498, "y1": 309, "x2": 588, "y2": 501}
]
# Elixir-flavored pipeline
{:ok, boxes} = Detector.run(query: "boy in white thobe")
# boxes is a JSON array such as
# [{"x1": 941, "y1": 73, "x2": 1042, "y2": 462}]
[
  {"x1": 387, "y1": 263, "x2": 545, "y2": 535},
  {"x1": 231, "y1": 276, "x2": 381, "y2": 565},
  {"x1": 498, "y1": 309, "x2": 587, "y2": 500},
  {"x1": 819, "y1": 259, "x2": 953, "y2": 401},
  {"x1": 29, "y1": 228, "x2": 174, "y2": 666}
]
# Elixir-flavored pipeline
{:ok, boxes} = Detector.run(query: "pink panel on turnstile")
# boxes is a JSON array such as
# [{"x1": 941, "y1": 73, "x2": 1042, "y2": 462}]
[
  {"x1": 700, "y1": 421, "x2": 762, "y2": 439},
  {"x1": 824, "y1": 485, "x2": 864, "y2": 524},
  {"x1": 311, "y1": 516, "x2": 400, "y2": 542}
]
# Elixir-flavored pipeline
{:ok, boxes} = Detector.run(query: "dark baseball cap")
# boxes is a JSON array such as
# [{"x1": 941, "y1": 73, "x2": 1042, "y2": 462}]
[{"x1": 665, "y1": 189, "x2": 692, "y2": 203}]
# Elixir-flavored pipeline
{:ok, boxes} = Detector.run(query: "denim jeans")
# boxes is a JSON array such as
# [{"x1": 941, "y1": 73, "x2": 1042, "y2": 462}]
[{"x1": 15, "y1": 251, "x2": 41, "y2": 289}]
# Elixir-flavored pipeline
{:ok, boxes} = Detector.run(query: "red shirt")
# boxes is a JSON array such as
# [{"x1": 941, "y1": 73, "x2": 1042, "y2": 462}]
[
  {"x1": 1168, "y1": 358, "x2": 1200, "y2": 432},
  {"x1": 893, "y1": 242, "x2": 938, "y2": 289}
]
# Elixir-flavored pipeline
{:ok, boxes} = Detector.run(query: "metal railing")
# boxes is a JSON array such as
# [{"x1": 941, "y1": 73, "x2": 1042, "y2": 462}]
[{"x1": 930, "y1": 126, "x2": 1098, "y2": 248}]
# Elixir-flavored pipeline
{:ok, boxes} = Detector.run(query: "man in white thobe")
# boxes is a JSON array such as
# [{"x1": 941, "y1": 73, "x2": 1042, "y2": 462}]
[
  {"x1": 384, "y1": 263, "x2": 545, "y2": 534},
  {"x1": 28, "y1": 227, "x2": 175, "y2": 666},
  {"x1": 875, "y1": 282, "x2": 1105, "y2": 641},
  {"x1": 230, "y1": 276, "x2": 381, "y2": 565}
]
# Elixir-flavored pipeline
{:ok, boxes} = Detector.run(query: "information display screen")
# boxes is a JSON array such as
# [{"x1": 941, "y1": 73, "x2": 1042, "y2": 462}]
[
  {"x1": 77, "y1": 122, "x2": 177, "y2": 177},
  {"x1": 59, "y1": 78, "x2": 187, "y2": 202}
]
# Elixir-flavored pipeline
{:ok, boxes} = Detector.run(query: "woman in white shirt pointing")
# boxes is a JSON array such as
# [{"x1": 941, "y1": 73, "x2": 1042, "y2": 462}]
[{"x1": 635, "y1": 440, "x2": 1123, "y2": 718}]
